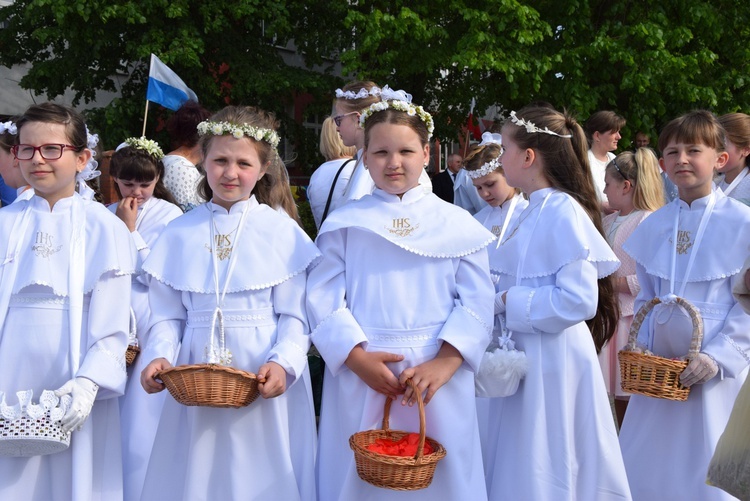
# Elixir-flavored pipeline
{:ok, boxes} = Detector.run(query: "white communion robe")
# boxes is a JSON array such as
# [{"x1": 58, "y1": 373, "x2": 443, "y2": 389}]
[
  {"x1": 620, "y1": 190, "x2": 750, "y2": 501},
  {"x1": 472, "y1": 194, "x2": 528, "y2": 449},
  {"x1": 139, "y1": 197, "x2": 321, "y2": 501},
  {"x1": 307, "y1": 187, "x2": 496, "y2": 501},
  {"x1": 109, "y1": 197, "x2": 182, "y2": 501},
  {"x1": 0, "y1": 193, "x2": 136, "y2": 501},
  {"x1": 482, "y1": 188, "x2": 631, "y2": 500}
]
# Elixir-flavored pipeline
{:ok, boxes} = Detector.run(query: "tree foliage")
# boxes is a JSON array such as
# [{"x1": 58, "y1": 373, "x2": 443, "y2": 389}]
[{"x1": 1, "y1": 0, "x2": 750, "y2": 154}]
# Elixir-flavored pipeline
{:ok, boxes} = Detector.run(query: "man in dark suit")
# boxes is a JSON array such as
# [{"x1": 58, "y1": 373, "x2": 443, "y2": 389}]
[{"x1": 432, "y1": 153, "x2": 462, "y2": 203}]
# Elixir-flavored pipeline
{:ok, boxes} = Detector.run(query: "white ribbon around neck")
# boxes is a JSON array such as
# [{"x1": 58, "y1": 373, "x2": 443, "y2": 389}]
[
  {"x1": 494, "y1": 195, "x2": 519, "y2": 249},
  {"x1": 206, "y1": 202, "x2": 251, "y2": 364}
]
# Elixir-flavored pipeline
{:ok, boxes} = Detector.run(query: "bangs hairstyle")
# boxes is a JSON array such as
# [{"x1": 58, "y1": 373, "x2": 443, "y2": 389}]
[
  {"x1": 198, "y1": 106, "x2": 300, "y2": 223},
  {"x1": 16, "y1": 102, "x2": 88, "y2": 151},
  {"x1": 363, "y1": 107, "x2": 430, "y2": 148},
  {"x1": 719, "y1": 113, "x2": 750, "y2": 166},
  {"x1": 605, "y1": 149, "x2": 664, "y2": 212},
  {"x1": 658, "y1": 110, "x2": 726, "y2": 153},
  {"x1": 584, "y1": 110, "x2": 626, "y2": 144},
  {"x1": 167, "y1": 101, "x2": 212, "y2": 150},
  {"x1": 503, "y1": 105, "x2": 619, "y2": 353},
  {"x1": 110, "y1": 146, "x2": 176, "y2": 205},
  {"x1": 320, "y1": 116, "x2": 356, "y2": 161},
  {"x1": 335, "y1": 80, "x2": 381, "y2": 114}
]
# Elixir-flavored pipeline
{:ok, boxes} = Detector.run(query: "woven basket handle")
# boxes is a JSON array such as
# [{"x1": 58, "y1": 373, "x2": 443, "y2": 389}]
[
  {"x1": 381, "y1": 378, "x2": 428, "y2": 464},
  {"x1": 626, "y1": 296, "x2": 704, "y2": 359}
]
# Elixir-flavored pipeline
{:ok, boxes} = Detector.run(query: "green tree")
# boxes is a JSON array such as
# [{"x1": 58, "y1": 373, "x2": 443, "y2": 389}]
[
  {"x1": 341, "y1": 0, "x2": 750, "y2": 144},
  {"x1": 0, "y1": 0, "x2": 348, "y2": 169}
]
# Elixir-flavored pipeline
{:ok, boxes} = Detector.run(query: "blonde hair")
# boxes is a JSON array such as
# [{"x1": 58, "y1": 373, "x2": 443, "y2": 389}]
[
  {"x1": 319, "y1": 116, "x2": 356, "y2": 161},
  {"x1": 463, "y1": 143, "x2": 520, "y2": 194},
  {"x1": 606, "y1": 148, "x2": 664, "y2": 212}
]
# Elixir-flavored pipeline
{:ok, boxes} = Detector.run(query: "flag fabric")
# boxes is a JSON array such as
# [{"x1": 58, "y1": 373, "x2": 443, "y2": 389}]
[
  {"x1": 146, "y1": 54, "x2": 198, "y2": 111},
  {"x1": 466, "y1": 98, "x2": 483, "y2": 141}
]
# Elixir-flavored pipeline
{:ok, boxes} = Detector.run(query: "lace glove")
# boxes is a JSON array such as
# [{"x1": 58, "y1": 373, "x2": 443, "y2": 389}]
[
  {"x1": 679, "y1": 353, "x2": 719, "y2": 387},
  {"x1": 54, "y1": 377, "x2": 99, "y2": 433}
]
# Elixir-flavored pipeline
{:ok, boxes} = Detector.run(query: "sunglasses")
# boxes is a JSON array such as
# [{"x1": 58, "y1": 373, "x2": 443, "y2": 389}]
[{"x1": 333, "y1": 112, "x2": 359, "y2": 127}]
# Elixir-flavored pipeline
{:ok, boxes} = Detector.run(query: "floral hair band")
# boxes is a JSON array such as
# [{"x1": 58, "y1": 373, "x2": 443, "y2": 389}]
[
  {"x1": 197, "y1": 121, "x2": 280, "y2": 148},
  {"x1": 335, "y1": 86, "x2": 382, "y2": 100},
  {"x1": 359, "y1": 85, "x2": 435, "y2": 139},
  {"x1": 123, "y1": 136, "x2": 165, "y2": 160},
  {"x1": 509, "y1": 111, "x2": 572, "y2": 138},
  {"x1": 466, "y1": 157, "x2": 502, "y2": 180}
]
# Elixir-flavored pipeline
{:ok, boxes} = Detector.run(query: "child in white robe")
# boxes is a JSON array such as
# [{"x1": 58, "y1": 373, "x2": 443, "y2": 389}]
[
  {"x1": 107, "y1": 138, "x2": 182, "y2": 501},
  {"x1": 716, "y1": 113, "x2": 750, "y2": 205},
  {"x1": 0, "y1": 102, "x2": 135, "y2": 500},
  {"x1": 620, "y1": 110, "x2": 750, "y2": 500},
  {"x1": 598, "y1": 148, "x2": 664, "y2": 427},
  {"x1": 463, "y1": 133, "x2": 528, "y2": 450},
  {"x1": 307, "y1": 88, "x2": 495, "y2": 500},
  {"x1": 482, "y1": 106, "x2": 631, "y2": 500},
  {"x1": 139, "y1": 106, "x2": 320, "y2": 501}
]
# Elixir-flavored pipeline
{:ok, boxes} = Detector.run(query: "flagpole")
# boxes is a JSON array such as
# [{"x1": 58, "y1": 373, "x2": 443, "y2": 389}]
[{"x1": 141, "y1": 100, "x2": 150, "y2": 137}]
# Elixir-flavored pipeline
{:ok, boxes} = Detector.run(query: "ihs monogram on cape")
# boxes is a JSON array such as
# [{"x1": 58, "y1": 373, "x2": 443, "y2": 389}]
[
  {"x1": 675, "y1": 229, "x2": 693, "y2": 255},
  {"x1": 386, "y1": 217, "x2": 419, "y2": 237},
  {"x1": 32, "y1": 231, "x2": 62, "y2": 258},
  {"x1": 205, "y1": 233, "x2": 234, "y2": 260}
]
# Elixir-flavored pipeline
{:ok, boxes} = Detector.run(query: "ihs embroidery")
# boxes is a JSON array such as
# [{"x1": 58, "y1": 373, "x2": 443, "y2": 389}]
[
  {"x1": 491, "y1": 225, "x2": 502, "y2": 237},
  {"x1": 205, "y1": 233, "x2": 234, "y2": 260},
  {"x1": 32, "y1": 231, "x2": 62, "y2": 258},
  {"x1": 386, "y1": 217, "x2": 418, "y2": 237},
  {"x1": 676, "y1": 229, "x2": 693, "y2": 255}
]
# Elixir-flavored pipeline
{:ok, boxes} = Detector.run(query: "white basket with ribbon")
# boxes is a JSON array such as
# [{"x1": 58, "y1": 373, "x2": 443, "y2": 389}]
[
  {"x1": 0, "y1": 390, "x2": 73, "y2": 457},
  {"x1": 475, "y1": 324, "x2": 529, "y2": 398}
]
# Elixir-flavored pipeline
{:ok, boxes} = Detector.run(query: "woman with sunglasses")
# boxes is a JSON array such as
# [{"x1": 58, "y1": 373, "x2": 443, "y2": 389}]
[{"x1": 599, "y1": 148, "x2": 664, "y2": 426}]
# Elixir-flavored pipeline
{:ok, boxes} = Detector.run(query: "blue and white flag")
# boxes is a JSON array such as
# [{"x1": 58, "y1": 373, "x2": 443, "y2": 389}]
[{"x1": 146, "y1": 54, "x2": 198, "y2": 111}]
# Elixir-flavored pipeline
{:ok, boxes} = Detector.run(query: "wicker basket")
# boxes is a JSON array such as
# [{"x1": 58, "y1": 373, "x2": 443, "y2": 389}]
[
  {"x1": 618, "y1": 296, "x2": 703, "y2": 401},
  {"x1": 125, "y1": 345, "x2": 140, "y2": 368},
  {"x1": 156, "y1": 364, "x2": 261, "y2": 408},
  {"x1": 349, "y1": 379, "x2": 447, "y2": 491},
  {"x1": 0, "y1": 390, "x2": 72, "y2": 457}
]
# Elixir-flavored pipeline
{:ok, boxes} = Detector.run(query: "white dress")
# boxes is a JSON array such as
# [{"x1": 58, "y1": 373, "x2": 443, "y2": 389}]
[
  {"x1": 308, "y1": 157, "x2": 356, "y2": 228},
  {"x1": 472, "y1": 194, "x2": 528, "y2": 449},
  {"x1": 307, "y1": 187, "x2": 495, "y2": 501},
  {"x1": 0, "y1": 193, "x2": 136, "y2": 501},
  {"x1": 716, "y1": 167, "x2": 750, "y2": 206},
  {"x1": 587, "y1": 150, "x2": 615, "y2": 204},
  {"x1": 139, "y1": 197, "x2": 321, "y2": 501},
  {"x1": 453, "y1": 168, "x2": 488, "y2": 215},
  {"x1": 109, "y1": 197, "x2": 182, "y2": 501},
  {"x1": 620, "y1": 190, "x2": 750, "y2": 500},
  {"x1": 482, "y1": 188, "x2": 631, "y2": 500},
  {"x1": 161, "y1": 154, "x2": 204, "y2": 212}
]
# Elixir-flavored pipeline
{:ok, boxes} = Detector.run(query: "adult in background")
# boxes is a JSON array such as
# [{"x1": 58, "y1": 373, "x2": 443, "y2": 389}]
[
  {"x1": 585, "y1": 110, "x2": 626, "y2": 212},
  {"x1": 634, "y1": 131, "x2": 650, "y2": 149},
  {"x1": 308, "y1": 116, "x2": 357, "y2": 228},
  {"x1": 162, "y1": 101, "x2": 211, "y2": 212},
  {"x1": 432, "y1": 153, "x2": 461, "y2": 203}
]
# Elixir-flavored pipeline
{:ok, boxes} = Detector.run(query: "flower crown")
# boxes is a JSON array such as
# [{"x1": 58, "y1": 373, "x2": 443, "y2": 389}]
[
  {"x1": 0, "y1": 121, "x2": 17, "y2": 135},
  {"x1": 335, "y1": 86, "x2": 382, "y2": 100},
  {"x1": 359, "y1": 86, "x2": 435, "y2": 139},
  {"x1": 466, "y1": 131, "x2": 503, "y2": 179},
  {"x1": 509, "y1": 111, "x2": 572, "y2": 138},
  {"x1": 124, "y1": 136, "x2": 165, "y2": 160},
  {"x1": 197, "y1": 121, "x2": 280, "y2": 148}
]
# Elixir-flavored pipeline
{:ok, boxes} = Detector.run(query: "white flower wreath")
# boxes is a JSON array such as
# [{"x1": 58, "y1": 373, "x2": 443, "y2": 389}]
[
  {"x1": 197, "y1": 121, "x2": 280, "y2": 148},
  {"x1": 359, "y1": 85, "x2": 435, "y2": 139},
  {"x1": 124, "y1": 136, "x2": 165, "y2": 160}
]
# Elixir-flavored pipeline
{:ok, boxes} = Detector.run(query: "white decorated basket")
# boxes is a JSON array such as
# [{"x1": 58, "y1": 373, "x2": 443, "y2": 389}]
[{"x1": 0, "y1": 390, "x2": 72, "y2": 457}]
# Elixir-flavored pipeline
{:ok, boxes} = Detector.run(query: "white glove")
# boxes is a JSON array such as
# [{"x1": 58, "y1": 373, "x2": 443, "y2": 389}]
[
  {"x1": 679, "y1": 353, "x2": 719, "y2": 387},
  {"x1": 54, "y1": 377, "x2": 99, "y2": 433}
]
